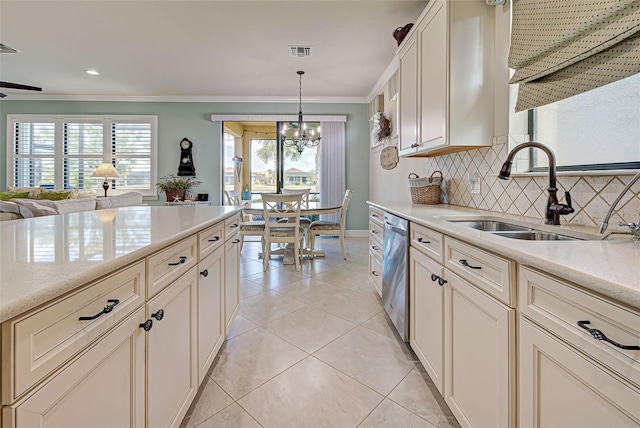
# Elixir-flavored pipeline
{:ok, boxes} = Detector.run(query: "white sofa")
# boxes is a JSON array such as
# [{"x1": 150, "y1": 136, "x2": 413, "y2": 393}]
[{"x1": 0, "y1": 191, "x2": 144, "y2": 221}]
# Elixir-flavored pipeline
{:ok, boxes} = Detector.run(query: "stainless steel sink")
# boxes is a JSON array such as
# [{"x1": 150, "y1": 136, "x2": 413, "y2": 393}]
[
  {"x1": 490, "y1": 231, "x2": 580, "y2": 241},
  {"x1": 445, "y1": 218, "x2": 583, "y2": 241},
  {"x1": 448, "y1": 220, "x2": 530, "y2": 232}
]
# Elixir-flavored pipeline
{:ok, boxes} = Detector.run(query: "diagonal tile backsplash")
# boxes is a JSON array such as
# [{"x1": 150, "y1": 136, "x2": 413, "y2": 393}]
[{"x1": 424, "y1": 137, "x2": 640, "y2": 228}]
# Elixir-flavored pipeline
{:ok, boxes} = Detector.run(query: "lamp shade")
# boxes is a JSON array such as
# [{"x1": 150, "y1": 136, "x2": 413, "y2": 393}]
[{"x1": 92, "y1": 163, "x2": 120, "y2": 179}]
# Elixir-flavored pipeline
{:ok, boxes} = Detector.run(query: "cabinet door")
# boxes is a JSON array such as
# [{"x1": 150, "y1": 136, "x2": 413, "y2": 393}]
[
  {"x1": 147, "y1": 269, "x2": 198, "y2": 428},
  {"x1": 409, "y1": 247, "x2": 444, "y2": 394},
  {"x1": 444, "y1": 271, "x2": 515, "y2": 428},
  {"x1": 224, "y1": 237, "x2": 241, "y2": 334},
  {"x1": 398, "y1": 35, "x2": 419, "y2": 155},
  {"x1": 519, "y1": 318, "x2": 640, "y2": 427},
  {"x1": 419, "y1": 0, "x2": 447, "y2": 151},
  {"x1": 10, "y1": 309, "x2": 145, "y2": 428},
  {"x1": 197, "y1": 247, "x2": 225, "y2": 384}
]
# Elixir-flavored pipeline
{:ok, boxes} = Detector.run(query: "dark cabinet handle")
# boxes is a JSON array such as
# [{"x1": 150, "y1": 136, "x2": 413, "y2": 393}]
[
  {"x1": 371, "y1": 229, "x2": 379, "y2": 234},
  {"x1": 577, "y1": 320, "x2": 640, "y2": 350},
  {"x1": 151, "y1": 309, "x2": 164, "y2": 321},
  {"x1": 232, "y1": 239, "x2": 240, "y2": 244},
  {"x1": 230, "y1": 223, "x2": 238, "y2": 228},
  {"x1": 372, "y1": 245, "x2": 380, "y2": 251},
  {"x1": 430, "y1": 273, "x2": 447, "y2": 286},
  {"x1": 417, "y1": 237, "x2": 431, "y2": 244},
  {"x1": 139, "y1": 319, "x2": 153, "y2": 331},
  {"x1": 372, "y1": 271, "x2": 380, "y2": 276},
  {"x1": 459, "y1": 259, "x2": 481, "y2": 269},
  {"x1": 200, "y1": 269, "x2": 208, "y2": 277},
  {"x1": 79, "y1": 299, "x2": 120, "y2": 321},
  {"x1": 371, "y1": 214, "x2": 379, "y2": 218},
  {"x1": 208, "y1": 236, "x2": 220, "y2": 242},
  {"x1": 168, "y1": 256, "x2": 187, "y2": 266}
]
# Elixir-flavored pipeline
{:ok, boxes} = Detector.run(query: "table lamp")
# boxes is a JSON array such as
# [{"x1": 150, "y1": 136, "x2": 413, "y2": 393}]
[{"x1": 92, "y1": 163, "x2": 120, "y2": 197}]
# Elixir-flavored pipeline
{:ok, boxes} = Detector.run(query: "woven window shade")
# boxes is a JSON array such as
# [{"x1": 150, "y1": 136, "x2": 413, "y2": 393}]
[{"x1": 509, "y1": 0, "x2": 640, "y2": 112}]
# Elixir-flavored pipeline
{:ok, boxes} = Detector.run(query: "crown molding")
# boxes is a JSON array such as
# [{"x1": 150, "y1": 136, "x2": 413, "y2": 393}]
[
  {"x1": 211, "y1": 114, "x2": 347, "y2": 123},
  {"x1": 0, "y1": 94, "x2": 369, "y2": 104}
]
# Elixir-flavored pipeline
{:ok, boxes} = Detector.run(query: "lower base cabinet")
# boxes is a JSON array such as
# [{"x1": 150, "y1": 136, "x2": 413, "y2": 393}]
[
  {"x1": 519, "y1": 318, "x2": 640, "y2": 427},
  {"x1": 4, "y1": 309, "x2": 146, "y2": 427},
  {"x1": 224, "y1": 237, "x2": 240, "y2": 334},
  {"x1": 444, "y1": 272, "x2": 515, "y2": 428},
  {"x1": 146, "y1": 268, "x2": 198, "y2": 428}
]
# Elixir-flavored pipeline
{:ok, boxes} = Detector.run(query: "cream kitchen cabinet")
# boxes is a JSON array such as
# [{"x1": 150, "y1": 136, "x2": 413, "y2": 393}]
[
  {"x1": 145, "y1": 267, "x2": 198, "y2": 428},
  {"x1": 197, "y1": 246, "x2": 225, "y2": 383},
  {"x1": 444, "y1": 270, "x2": 516, "y2": 428},
  {"x1": 2, "y1": 309, "x2": 146, "y2": 428},
  {"x1": 368, "y1": 206, "x2": 384, "y2": 296},
  {"x1": 224, "y1": 214, "x2": 241, "y2": 334},
  {"x1": 409, "y1": 246, "x2": 445, "y2": 394},
  {"x1": 398, "y1": 0, "x2": 496, "y2": 157}
]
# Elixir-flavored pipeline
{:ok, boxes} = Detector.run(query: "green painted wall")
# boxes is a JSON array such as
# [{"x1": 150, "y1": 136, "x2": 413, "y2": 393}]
[{"x1": 0, "y1": 100, "x2": 370, "y2": 230}]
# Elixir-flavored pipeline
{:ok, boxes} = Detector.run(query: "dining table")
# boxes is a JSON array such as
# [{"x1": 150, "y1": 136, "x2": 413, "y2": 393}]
[{"x1": 242, "y1": 201, "x2": 342, "y2": 264}]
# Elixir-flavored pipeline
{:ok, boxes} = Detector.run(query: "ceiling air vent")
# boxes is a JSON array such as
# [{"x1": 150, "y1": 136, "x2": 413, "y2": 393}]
[
  {"x1": 289, "y1": 46, "x2": 312, "y2": 58},
  {"x1": 0, "y1": 43, "x2": 19, "y2": 54}
]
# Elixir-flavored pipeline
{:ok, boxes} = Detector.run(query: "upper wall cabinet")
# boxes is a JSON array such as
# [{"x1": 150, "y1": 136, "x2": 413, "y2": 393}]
[{"x1": 398, "y1": 0, "x2": 496, "y2": 157}]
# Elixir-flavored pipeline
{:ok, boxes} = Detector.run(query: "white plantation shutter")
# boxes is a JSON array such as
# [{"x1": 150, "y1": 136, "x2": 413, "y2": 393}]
[
  {"x1": 8, "y1": 115, "x2": 157, "y2": 195},
  {"x1": 509, "y1": 0, "x2": 640, "y2": 111}
]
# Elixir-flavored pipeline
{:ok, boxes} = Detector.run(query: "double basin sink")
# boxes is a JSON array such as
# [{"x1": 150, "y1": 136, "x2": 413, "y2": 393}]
[{"x1": 445, "y1": 219, "x2": 583, "y2": 241}]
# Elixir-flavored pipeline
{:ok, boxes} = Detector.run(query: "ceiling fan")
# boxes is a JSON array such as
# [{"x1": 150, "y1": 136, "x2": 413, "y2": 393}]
[{"x1": 0, "y1": 81, "x2": 43, "y2": 98}]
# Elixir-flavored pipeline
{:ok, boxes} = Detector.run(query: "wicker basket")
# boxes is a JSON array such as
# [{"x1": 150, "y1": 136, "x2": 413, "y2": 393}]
[
  {"x1": 408, "y1": 171, "x2": 442, "y2": 205},
  {"x1": 165, "y1": 189, "x2": 186, "y2": 202}
]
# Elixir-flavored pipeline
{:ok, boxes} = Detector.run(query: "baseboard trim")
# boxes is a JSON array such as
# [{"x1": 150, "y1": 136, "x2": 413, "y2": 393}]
[{"x1": 345, "y1": 230, "x2": 368, "y2": 238}]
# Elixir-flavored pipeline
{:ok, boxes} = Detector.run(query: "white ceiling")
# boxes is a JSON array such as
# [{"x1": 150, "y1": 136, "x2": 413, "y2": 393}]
[{"x1": 0, "y1": 0, "x2": 426, "y2": 102}]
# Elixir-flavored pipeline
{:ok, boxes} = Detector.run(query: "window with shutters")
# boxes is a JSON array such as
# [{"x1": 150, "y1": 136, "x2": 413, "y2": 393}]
[{"x1": 7, "y1": 115, "x2": 157, "y2": 196}]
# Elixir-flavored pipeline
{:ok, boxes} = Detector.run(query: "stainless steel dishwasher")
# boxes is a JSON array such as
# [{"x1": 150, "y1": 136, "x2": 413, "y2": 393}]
[{"x1": 382, "y1": 212, "x2": 409, "y2": 341}]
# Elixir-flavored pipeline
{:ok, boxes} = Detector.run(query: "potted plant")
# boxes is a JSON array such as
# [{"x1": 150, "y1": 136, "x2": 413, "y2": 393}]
[
  {"x1": 156, "y1": 173, "x2": 201, "y2": 202},
  {"x1": 241, "y1": 184, "x2": 251, "y2": 201}
]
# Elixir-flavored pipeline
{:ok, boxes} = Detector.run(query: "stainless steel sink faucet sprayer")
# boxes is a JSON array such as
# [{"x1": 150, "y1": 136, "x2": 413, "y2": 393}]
[
  {"x1": 498, "y1": 142, "x2": 574, "y2": 225},
  {"x1": 599, "y1": 170, "x2": 640, "y2": 241}
]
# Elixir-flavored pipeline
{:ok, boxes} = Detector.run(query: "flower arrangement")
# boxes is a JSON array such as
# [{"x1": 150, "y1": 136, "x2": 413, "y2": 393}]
[
  {"x1": 156, "y1": 173, "x2": 201, "y2": 202},
  {"x1": 373, "y1": 112, "x2": 392, "y2": 144}
]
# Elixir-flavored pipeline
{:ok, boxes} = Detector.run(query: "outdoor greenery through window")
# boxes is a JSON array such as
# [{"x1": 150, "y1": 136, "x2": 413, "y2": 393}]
[
  {"x1": 7, "y1": 115, "x2": 157, "y2": 196},
  {"x1": 530, "y1": 73, "x2": 640, "y2": 171}
]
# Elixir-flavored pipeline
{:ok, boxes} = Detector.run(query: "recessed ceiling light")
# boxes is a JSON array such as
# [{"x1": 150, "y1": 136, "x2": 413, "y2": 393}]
[{"x1": 85, "y1": 69, "x2": 100, "y2": 75}]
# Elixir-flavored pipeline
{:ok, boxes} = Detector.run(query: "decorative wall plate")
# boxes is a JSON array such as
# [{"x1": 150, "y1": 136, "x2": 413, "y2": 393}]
[{"x1": 380, "y1": 146, "x2": 399, "y2": 170}]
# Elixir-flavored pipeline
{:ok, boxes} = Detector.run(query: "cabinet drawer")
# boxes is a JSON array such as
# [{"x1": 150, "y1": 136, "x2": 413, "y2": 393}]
[
  {"x1": 224, "y1": 213, "x2": 241, "y2": 239},
  {"x1": 369, "y1": 206, "x2": 384, "y2": 227},
  {"x1": 369, "y1": 221, "x2": 383, "y2": 241},
  {"x1": 3, "y1": 261, "x2": 145, "y2": 403},
  {"x1": 410, "y1": 222, "x2": 444, "y2": 263},
  {"x1": 519, "y1": 266, "x2": 640, "y2": 387},
  {"x1": 198, "y1": 222, "x2": 224, "y2": 260},
  {"x1": 369, "y1": 252, "x2": 382, "y2": 297},
  {"x1": 147, "y1": 236, "x2": 197, "y2": 299},
  {"x1": 369, "y1": 235, "x2": 383, "y2": 259},
  {"x1": 444, "y1": 237, "x2": 514, "y2": 306}
]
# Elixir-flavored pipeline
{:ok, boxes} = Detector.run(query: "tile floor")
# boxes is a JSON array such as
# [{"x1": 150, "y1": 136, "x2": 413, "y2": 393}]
[{"x1": 181, "y1": 237, "x2": 460, "y2": 428}]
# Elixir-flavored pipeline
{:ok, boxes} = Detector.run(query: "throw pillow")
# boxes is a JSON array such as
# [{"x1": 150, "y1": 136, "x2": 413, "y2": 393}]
[
  {"x1": 11, "y1": 199, "x2": 59, "y2": 217},
  {"x1": 39, "y1": 190, "x2": 72, "y2": 201},
  {"x1": 6, "y1": 186, "x2": 42, "y2": 199},
  {"x1": 0, "y1": 191, "x2": 30, "y2": 201},
  {"x1": 69, "y1": 189, "x2": 98, "y2": 199}
]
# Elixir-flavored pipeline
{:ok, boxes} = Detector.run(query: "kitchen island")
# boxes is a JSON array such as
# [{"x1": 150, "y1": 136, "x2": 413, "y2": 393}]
[
  {"x1": 368, "y1": 201, "x2": 640, "y2": 428},
  {"x1": 0, "y1": 205, "x2": 243, "y2": 427}
]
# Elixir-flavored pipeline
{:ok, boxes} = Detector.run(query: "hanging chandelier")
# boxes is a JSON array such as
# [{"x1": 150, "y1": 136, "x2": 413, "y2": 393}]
[{"x1": 281, "y1": 70, "x2": 321, "y2": 154}]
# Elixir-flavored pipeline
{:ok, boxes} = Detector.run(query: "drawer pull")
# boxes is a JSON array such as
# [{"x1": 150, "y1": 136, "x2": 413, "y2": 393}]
[
  {"x1": 372, "y1": 245, "x2": 380, "y2": 251},
  {"x1": 139, "y1": 320, "x2": 153, "y2": 331},
  {"x1": 168, "y1": 256, "x2": 187, "y2": 266},
  {"x1": 430, "y1": 273, "x2": 447, "y2": 286},
  {"x1": 230, "y1": 223, "x2": 238, "y2": 228},
  {"x1": 417, "y1": 237, "x2": 430, "y2": 244},
  {"x1": 372, "y1": 270, "x2": 380, "y2": 276},
  {"x1": 200, "y1": 269, "x2": 208, "y2": 277},
  {"x1": 371, "y1": 213, "x2": 379, "y2": 218},
  {"x1": 208, "y1": 236, "x2": 220, "y2": 242},
  {"x1": 577, "y1": 320, "x2": 640, "y2": 350},
  {"x1": 459, "y1": 259, "x2": 481, "y2": 270},
  {"x1": 371, "y1": 229, "x2": 379, "y2": 234},
  {"x1": 232, "y1": 239, "x2": 241, "y2": 244},
  {"x1": 78, "y1": 299, "x2": 120, "y2": 321},
  {"x1": 151, "y1": 309, "x2": 165, "y2": 321}
]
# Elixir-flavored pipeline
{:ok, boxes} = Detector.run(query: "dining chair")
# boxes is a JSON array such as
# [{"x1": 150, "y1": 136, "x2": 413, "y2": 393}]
[
  {"x1": 309, "y1": 189, "x2": 353, "y2": 260},
  {"x1": 261, "y1": 193, "x2": 305, "y2": 272},
  {"x1": 279, "y1": 188, "x2": 312, "y2": 247},
  {"x1": 225, "y1": 190, "x2": 265, "y2": 252}
]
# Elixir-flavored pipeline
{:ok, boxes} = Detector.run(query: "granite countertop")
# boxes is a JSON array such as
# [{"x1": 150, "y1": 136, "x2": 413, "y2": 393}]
[
  {"x1": 368, "y1": 201, "x2": 640, "y2": 311},
  {"x1": 0, "y1": 205, "x2": 242, "y2": 323}
]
